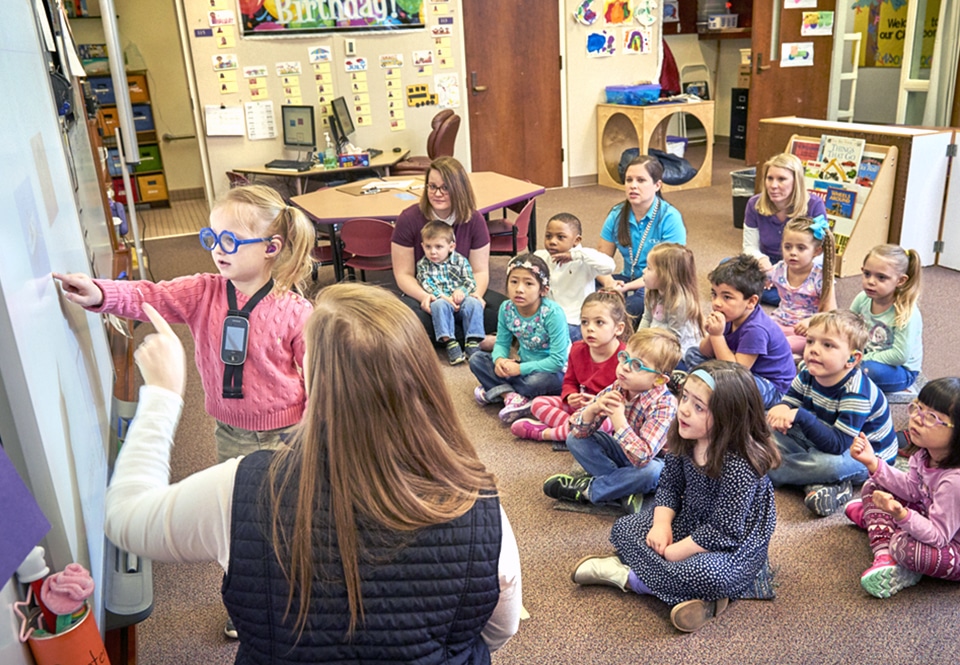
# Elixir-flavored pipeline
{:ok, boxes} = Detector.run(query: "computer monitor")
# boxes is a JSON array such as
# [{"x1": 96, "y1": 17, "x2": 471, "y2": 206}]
[
  {"x1": 329, "y1": 96, "x2": 355, "y2": 150},
  {"x1": 280, "y1": 105, "x2": 316, "y2": 150}
]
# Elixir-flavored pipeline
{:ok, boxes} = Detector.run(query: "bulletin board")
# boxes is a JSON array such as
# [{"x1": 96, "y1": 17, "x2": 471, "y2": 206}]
[{"x1": 184, "y1": 1, "x2": 467, "y2": 199}]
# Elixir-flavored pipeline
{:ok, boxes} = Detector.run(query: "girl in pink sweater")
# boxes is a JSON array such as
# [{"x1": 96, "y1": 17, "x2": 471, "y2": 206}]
[
  {"x1": 54, "y1": 185, "x2": 315, "y2": 463},
  {"x1": 511, "y1": 290, "x2": 632, "y2": 446}
]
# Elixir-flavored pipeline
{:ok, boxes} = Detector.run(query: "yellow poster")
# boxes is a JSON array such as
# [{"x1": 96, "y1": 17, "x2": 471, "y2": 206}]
[{"x1": 855, "y1": 0, "x2": 940, "y2": 68}]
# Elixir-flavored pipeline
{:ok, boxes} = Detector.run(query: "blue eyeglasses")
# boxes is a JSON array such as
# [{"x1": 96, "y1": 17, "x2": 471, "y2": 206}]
[
  {"x1": 617, "y1": 351, "x2": 660, "y2": 374},
  {"x1": 199, "y1": 227, "x2": 272, "y2": 254}
]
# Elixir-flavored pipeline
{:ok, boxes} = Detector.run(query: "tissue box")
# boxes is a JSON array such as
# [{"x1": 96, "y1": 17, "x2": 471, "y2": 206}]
[
  {"x1": 605, "y1": 83, "x2": 661, "y2": 106},
  {"x1": 338, "y1": 153, "x2": 370, "y2": 168}
]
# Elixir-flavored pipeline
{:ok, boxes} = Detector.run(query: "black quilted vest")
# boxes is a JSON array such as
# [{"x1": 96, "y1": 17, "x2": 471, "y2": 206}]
[{"x1": 222, "y1": 451, "x2": 502, "y2": 664}]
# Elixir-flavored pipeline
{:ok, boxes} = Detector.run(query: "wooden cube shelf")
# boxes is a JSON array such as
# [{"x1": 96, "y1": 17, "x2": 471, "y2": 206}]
[{"x1": 597, "y1": 100, "x2": 714, "y2": 192}]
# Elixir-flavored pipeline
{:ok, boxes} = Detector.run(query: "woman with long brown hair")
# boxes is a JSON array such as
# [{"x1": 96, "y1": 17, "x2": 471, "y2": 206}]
[{"x1": 105, "y1": 284, "x2": 521, "y2": 662}]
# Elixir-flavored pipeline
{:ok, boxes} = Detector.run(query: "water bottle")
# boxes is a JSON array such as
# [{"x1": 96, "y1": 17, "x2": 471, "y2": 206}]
[{"x1": 323, "y1": 132, "x2": 337, "y2": 169}]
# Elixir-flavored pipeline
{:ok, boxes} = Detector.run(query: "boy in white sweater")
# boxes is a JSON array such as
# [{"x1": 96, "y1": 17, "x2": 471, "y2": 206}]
[{"x1": 535, "y1": 212, "x2": 616, "y2": 342}]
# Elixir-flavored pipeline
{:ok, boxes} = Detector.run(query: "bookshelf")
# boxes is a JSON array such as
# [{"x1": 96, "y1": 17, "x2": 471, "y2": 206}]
[{"x1": 785, "y1": 134, "x2": 897, "y2": 277}]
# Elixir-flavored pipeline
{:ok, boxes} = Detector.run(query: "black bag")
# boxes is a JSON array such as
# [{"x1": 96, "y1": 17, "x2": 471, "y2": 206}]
[{"x1": 649, "y1": 148, "x2": 696, "y2": 185}]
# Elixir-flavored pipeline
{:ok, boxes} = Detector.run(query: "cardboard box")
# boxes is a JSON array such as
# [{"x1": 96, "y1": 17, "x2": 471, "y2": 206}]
[{"x1": 737, "y1": 63, "x2": 752, "y2": 88}]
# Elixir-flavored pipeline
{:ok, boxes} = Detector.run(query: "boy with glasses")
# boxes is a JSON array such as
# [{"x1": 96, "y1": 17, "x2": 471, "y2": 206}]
[{"x1": 542, "y1": 328, "x2": 680, "y2": 514}]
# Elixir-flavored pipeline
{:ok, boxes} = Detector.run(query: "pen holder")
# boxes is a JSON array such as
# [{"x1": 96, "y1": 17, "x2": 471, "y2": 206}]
[{"x1": 27, "y1": 604, "x2": 111, "y2": 665}]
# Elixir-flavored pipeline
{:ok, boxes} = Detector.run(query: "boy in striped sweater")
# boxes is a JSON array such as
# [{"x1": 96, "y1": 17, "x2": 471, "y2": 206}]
[{"x1": 766, "y1": 310, "x2": 897, "y2": 517}]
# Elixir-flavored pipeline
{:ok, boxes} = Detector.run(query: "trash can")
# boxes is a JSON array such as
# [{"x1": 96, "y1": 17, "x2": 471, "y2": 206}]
[{"x1": 731, "y1": 167, "x2": 756, "y2": 229}]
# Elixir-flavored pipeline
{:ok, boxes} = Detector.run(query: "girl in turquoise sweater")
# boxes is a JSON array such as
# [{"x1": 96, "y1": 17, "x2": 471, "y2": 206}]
[{"x1": 470, "y1": 253, "x2": 571, "y2": 424}]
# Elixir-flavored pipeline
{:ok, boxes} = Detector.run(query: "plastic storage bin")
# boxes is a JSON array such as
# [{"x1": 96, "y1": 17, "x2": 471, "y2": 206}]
[
  {"x1": 131, "y1": 104, "x2": 154, "y2": 132},
  {"x1": 731, "y1": 167, "x2": 756, "y2": 229},
  {"x1": 605, "y1": 83, "x2": 661, "y2": 106},
  {"x1": 106, "y1": 148, "x2": 123, "y2": 177},
  {"x1": 133, "y1": 144, "x2": 162, "y2": 173},
  {"x1": 88, "y1": 76, "x2": 115, "y2": 104}
]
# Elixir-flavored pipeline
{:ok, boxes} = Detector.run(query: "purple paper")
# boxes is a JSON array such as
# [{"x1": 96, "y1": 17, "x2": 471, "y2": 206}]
[{"x1": 0, "y1": 445, "x2": 51, "y2": 583}]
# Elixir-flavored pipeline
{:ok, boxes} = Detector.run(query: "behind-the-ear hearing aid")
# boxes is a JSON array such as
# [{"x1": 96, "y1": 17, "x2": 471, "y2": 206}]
[{"x1": 266, "y1": 245, "x2": 277, "y2": 254}]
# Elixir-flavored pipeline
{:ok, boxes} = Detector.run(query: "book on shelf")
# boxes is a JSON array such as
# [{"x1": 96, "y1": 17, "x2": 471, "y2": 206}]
[
  {"x1": 834, "y1": 234, "x2": 850, "y2": 256},
  {"x1": 856, "y1": 153, "x2": 883, "y2": 188},
  {"x1": 791, "y1": 138, "x2": 821, "y2": 164},
  {"x1": 816, "y1": 135, "x2": 865, "y2": 183},
  {"x1": 825, "y1": 186, "x2": 856, "y2": 218}
]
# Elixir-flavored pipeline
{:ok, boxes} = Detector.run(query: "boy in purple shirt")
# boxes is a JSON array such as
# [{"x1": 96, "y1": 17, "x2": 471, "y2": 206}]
[{"x1": 683, "y1": 254, "x2": 796, "y2": 407}]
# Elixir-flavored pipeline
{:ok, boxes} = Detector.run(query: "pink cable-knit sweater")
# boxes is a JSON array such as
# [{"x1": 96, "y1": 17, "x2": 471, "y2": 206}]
[{"x1": 91, "y1": 273, "x2": 311, "y2": 431}]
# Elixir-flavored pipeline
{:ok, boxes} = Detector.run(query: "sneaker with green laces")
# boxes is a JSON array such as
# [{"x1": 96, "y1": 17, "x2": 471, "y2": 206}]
[
  {"x1": 445, "y1": 339, "x2": 465, "y2": 365},
  {"x1": 542, "y1": 473, "x2": 592, "y2": 503},
  {"x1": 803, "y1": 479, "x2": 854, "y2": 517},
  {"x1": 464, "y1": 338, "x2": 482, "y2": 360}
]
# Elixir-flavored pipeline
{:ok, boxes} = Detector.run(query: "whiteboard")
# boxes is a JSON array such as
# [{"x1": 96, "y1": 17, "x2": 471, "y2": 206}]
[{"x1": 0, "y1": 0, "x2": 115, "y2": 655}]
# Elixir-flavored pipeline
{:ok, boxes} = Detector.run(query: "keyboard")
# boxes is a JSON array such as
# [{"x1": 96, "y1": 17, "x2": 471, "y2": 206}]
[{"x1": 265, "y1": 159, "x2": 313, "y2": 171}]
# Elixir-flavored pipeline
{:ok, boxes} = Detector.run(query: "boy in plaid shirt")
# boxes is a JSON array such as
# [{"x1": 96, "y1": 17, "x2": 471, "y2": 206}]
[
  {"x1": 542, "y1": 328, "x2": 681, "y2": 513},
  {"x1": 416, "y1": 220, "x2": 486, "y2": 365}
]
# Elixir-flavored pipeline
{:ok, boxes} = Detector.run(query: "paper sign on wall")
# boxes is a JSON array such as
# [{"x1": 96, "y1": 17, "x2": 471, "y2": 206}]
[
  {"x1": 244, "y1": 100, "x2": 276, "y2": 140},
  {"x1": 204, "y1": 104, "x2": 244, "y2": 136},
  {"x1": 780, "y1": 41, "x2": 814, "y2": 67}
]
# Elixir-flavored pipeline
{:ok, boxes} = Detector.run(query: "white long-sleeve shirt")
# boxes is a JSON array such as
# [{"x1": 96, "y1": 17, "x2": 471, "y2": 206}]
[
  {"x1": 105, "y1": 386, "x2": 522, "y2": 651},
  {"x1": 535, "y1": 246, "x2": 616, "y2": 325}
]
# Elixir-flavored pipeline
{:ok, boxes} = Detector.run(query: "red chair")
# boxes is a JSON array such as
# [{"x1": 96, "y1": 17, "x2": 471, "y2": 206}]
[
  {"x1": 393, "y1": 110, "x2": 461, "y2": 175},
  {"x1": 488, "y1": 199, "x2": 536, "y2": 257},
  {"x1": 226, "y1": 171, "x2": 252, "y2": 188},
  {"x1": 339, "y1": 218, "x2": 394, "y2": 281}
]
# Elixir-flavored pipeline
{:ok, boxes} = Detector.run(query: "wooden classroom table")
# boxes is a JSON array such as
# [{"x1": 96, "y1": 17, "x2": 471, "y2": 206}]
[{"x1": 291, "y1": 171, "x2": 546, "y2": 278}]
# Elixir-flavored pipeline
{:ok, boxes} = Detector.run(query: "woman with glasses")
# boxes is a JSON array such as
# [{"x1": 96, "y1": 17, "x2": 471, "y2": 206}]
[
  {"x1": 847, "y1": 377, "x2": 960, "y2": 598},
  {"x1": 392, "y1": 156, "x2": 505, "y2": 351},
  {"x1": 541, "y1": 328, "x2": 681, "y2": 514}
]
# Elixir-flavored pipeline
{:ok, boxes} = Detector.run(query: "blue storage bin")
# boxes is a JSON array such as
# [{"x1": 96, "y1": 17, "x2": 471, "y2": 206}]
[
  {"x1": 605, "y1": 83, "x2": 661, "y2": 106},
  {"x1": 131, "y1": 104, "x2": 154, "y2": 132},
  {"x1": 89, "y1": 76, "x2": 115, "y2": 104},
  {"x1": 106, "y1": 148, "x2": 122, "y2": 177}
]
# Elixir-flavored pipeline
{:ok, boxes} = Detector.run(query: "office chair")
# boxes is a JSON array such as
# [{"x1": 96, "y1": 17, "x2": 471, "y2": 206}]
[
  {"x1": 488, "y1": 198, "x2": 536, "y2": 257},
  {"x1": 226, "y1": 171, "x2": 252, "y2": 188},
  {"x1": 392, "y1": 110, "x2": 461, "y2": 175},
  {"x1": 339, "y1": 218, "x2": 394, "y2": 281}
]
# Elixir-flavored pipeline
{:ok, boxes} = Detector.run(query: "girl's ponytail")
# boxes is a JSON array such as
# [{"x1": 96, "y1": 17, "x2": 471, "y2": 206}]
[{"x1": 270, "y1": 204, "x2": 314, "y2": 295}]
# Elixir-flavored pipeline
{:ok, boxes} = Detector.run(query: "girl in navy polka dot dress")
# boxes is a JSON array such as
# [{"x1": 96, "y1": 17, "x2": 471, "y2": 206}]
[{"x1": 571, "y1": 360, "x2": 781, "y2": 632}]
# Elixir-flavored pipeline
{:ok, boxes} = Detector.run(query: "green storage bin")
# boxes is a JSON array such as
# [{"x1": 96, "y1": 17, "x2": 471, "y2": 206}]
[{"x1": 134, "y1": 144, "x2": 163, "y2": 173}]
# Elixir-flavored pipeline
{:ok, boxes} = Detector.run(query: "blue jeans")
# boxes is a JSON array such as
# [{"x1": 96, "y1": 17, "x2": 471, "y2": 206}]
[
  {"x1": 568, "y1": 323, "x2": 583, "y2": 343},
  {"x1": 860, "y1": 361, "x2": 918, "y2": 393},
  {"x1": 683, "y1": 347, "x2": 783, "y2": 409},
  {"x1": 429, "y1": 297, "x2": 485, "y2": 342},
  {"x1": 567, "y1": 431, "x2": 664, "y2": 502},
  {"x1": 468, "y1": 351, "x2": 563, "y2": 401},
  {"x1": 766, "y1": 427, "x2": 868, "y2": 488},
  {"x1": 613, "y1": 274, "x2": 645, "y2": 319}
]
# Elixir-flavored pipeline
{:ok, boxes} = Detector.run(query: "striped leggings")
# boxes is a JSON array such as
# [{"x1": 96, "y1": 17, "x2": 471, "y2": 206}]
[
  {"x1": 530, "y1": 396, "x2": 614, "y2": 441},
  {"x1": 861, "y1": 479, "x2": 960, "y2": 581}
]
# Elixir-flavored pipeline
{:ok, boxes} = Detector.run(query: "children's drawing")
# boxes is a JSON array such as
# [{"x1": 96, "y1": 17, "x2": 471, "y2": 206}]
[
  {"x1": 435, "y1": 73, "x2": 460, "y2": 108},
  {"x1": 780, "y1": 41, "x2": 814, "y2": 67},
  {"x1": 574, "y1": 0, "x2": 598, "y2": 25},
  {"x1": 587, "y1": 30, "x2": 616, "y2": 56},
  {"x1": 634, "y1": 0, "x2": 658, "y2": 26},
  {"x1": 622, "y1": 27, "x2": 651, "y2": 54},
  {"x1": 604, "y1": 0, "x2": 631, "y2": 24},
  {"x1": 663, "y1": 0, "x2": 679, "y2": 23},
  {"x1": 800, "y1": 11, "x2": 834, "y2": 37}
]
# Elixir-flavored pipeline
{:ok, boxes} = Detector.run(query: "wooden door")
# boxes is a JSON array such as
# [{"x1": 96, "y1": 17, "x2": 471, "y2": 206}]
[
  {"x1": 462, "y1": 0, "x2": 562, "y2": 187},
  {"x1": 745, "y1": 0, "x2": 836, "y2": 165}
]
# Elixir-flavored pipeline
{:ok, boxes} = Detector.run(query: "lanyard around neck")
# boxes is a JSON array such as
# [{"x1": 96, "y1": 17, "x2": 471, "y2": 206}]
[
  {"x1": 222, "y1": 279, "x2": 274, "y2": 399},
  {"x1": 625, "y1": 197, "x2": 660, "y2": 278}
]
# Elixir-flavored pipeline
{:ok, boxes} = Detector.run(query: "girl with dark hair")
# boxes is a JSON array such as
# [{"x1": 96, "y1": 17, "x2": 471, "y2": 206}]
[
  {"x1": 847, "y1": 377, "x2": 960, "y2": 598},
  {"x1": 570, "y1": 360, "x2": 780, "y2": 632},
  {"x1": 597, "y1": 155, "x2": 687, "y2": 319}
]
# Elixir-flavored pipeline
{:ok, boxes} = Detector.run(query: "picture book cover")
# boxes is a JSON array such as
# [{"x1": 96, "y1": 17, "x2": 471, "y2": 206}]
[
  {"x1": 856, "y1": 153, "x2": 884, "y2": 188},
  {"x1": 825, "y1": 186, "x2": 856, "y2": 218},
  {"x1": 808, "y1": 179, "x2": 831, "y2": 203},
  {"x1": 804, "y1": 160, "x2": 825, "y2": 180},
  {"x1": 816, "y1": 135, "x2": 865, "y2": 182},
  {"x1": 791, "y1": 138, "x2": 821, "y2": 164}
]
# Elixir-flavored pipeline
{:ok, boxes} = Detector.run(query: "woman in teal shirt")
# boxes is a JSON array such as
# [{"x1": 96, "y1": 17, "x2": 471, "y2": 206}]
[{"x1": 598, "y1": 155, "x2": 687, "y2": 318}]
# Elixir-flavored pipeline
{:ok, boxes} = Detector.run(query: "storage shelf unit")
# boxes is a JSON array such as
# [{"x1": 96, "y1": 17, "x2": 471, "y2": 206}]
[{"x1": 89, "y1": 70, "x2": 169, "y2": 207}]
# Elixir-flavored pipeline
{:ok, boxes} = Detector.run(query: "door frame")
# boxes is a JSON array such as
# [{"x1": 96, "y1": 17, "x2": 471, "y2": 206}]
[{"x1": 174, "y1": 0, "x2": 214, "y2": 209}]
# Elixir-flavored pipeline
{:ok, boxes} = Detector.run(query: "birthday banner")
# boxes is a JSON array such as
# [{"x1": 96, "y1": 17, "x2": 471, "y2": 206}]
[{"x1": 240, "y1": 0, "x2": 426, "y2": 36}]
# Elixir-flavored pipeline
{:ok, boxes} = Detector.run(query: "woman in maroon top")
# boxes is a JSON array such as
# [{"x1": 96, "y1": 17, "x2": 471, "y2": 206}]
[{"x1": 391, "y1": 156, "x2": 505, "y2": 341}]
